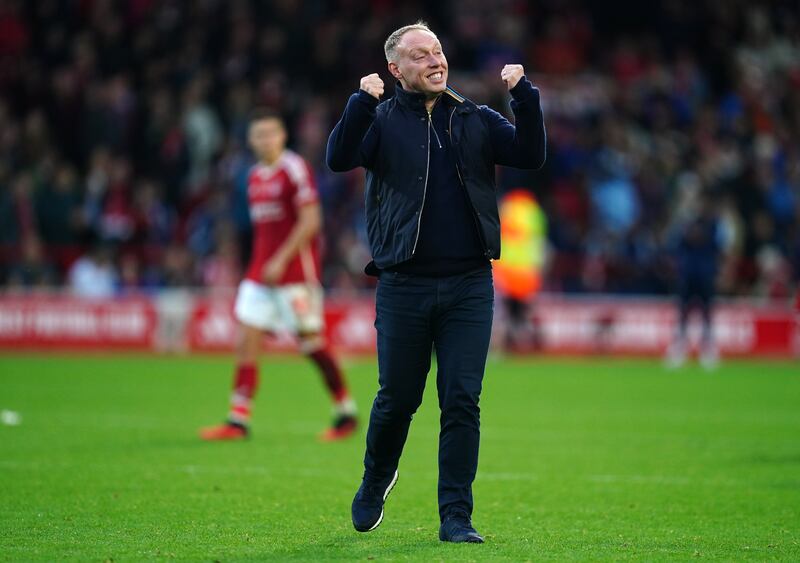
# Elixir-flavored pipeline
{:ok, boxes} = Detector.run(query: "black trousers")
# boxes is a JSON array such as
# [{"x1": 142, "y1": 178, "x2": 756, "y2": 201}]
[
  {"x1": 678, "y1": 275, "x2": 715, "y2": 339},
  {"x1": 362, "y1": 268, "x2": 494, "y2": 521}
]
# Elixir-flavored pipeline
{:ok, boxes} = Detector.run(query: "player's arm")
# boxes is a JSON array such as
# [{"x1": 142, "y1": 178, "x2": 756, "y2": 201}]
[
  {"x1": 483, "y1": 64, "x2": 546, "y2": 170},
  {"x1": 326, "y1": 74, "x2": 383, "y2": 172},
  {"x1": 262, "y1": 202, "x2": 321, "y2": 285}
]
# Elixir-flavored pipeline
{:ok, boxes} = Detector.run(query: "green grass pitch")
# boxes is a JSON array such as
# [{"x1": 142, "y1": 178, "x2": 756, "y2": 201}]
[{"x1": 1, "y1": 353, "x2": 798, "y2": 561}]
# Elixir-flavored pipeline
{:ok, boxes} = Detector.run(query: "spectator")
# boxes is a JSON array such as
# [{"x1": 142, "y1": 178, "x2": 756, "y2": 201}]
[
  {"x1": 36, "y1": 162, "x2": 83, "y2": 245},
  {"x1": 133, "y1": 179, "x2": 174, "y2": 245},
  {"x1": 67, "y1": 243, "x2": 117, "y2": 298},
  {"x1": 182, "y1": 75, "x2": 223, "y2": 192},
  {"x1": 97, "y1": 157, "x2": 136, "y2": 243},
  {"x1": 0, "y1": 0, "x2": 796, "y2": 297},
  {"x1": 9, "y1": 172, "x2": 37, "y2": 243},
  {"x1": 6, "y1": 235, "x2": 57, "y2": 291},
  {"x1": 160, "y1": 243, "x2": 196, "y2": 287},
  {"x1": 199, "y1": 223, "x2": 241, "y2": 290}
]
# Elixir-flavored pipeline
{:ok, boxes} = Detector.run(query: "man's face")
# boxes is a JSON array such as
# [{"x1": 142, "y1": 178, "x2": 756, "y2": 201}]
[
  {"x1": 389, "y1": 29, "x2": 448, "y2": 97},
  {"x1": 248, "y1": 118, "x2": 286, "y2": 162}
]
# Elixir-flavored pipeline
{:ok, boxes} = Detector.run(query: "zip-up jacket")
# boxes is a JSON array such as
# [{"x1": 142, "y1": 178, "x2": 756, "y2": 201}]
[{"x1": 326, "y1": 77, "x2": 546, "y2": 273}]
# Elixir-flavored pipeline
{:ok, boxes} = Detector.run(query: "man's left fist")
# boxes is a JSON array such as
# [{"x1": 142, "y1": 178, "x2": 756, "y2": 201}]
[{"x1": 500, "y1": 64, "x2": 524, "y2": 90}]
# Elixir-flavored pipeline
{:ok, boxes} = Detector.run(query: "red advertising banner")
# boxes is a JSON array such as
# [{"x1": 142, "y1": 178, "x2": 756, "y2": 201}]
[
  {"x1": 0, "y1": 295, "x2": 158, "y2": 350},
  {"x1": 186, "y1": 296, "x2": 244, "y2": 353},
  {"x1": 524, "y1": 299, "x2": 797, "y2": 356},
  {"x1": 0, "y1": 293, "x2": 795, "y2": 357}
]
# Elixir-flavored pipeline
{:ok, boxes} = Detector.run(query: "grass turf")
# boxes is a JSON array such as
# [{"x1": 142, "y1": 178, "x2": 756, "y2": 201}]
[{"x1": 0, "y1": 354, "x2": 798, "y2": 561}]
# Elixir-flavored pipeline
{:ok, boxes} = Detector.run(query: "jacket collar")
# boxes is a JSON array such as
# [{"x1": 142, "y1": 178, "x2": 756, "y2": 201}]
[{"x1": 393, "y1": 82, "x2": 469, "y2": 113}]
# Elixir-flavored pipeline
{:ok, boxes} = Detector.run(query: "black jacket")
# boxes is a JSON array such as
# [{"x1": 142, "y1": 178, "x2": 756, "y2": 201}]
[{"x1": 326, "y1": 78, "x2": 546, "y2": 273}]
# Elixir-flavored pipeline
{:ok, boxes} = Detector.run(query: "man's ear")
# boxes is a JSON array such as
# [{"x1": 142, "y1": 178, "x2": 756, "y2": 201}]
[{"x1": 388, "y1": 61, "x2": 402, "y2": 80}]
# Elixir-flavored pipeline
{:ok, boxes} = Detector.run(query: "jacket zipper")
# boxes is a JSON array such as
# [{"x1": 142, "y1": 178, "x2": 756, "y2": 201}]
[
  {"x1": 411, "y1": 111, "x2": 432, "y2": 255},
  {"x1": 430, "y1": 112, "x2": 442, "y2": 149}
]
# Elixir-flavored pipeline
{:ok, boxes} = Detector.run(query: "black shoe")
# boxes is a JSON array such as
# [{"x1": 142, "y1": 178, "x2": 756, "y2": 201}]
[
  {"x1": 439, "y1": 510, "x2": 484, "y2": 543},
  {"x1": 351, "y1": 470, "x2": 399, "y2": 532},
  {"x1": 319, "y1": 414, "x2": 358, "y2": 441}
]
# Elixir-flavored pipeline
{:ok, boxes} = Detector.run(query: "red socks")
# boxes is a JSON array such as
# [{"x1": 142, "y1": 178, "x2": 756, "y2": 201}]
[
  {"x1": 227, "y1": 350, "x2": 355, "y2": 426},
  {"x1": 229, "y1": 363, "x2": 258, "y2": 425},
  {"x1": 308, "y1": 347, "x2": 347, "y2": 401}
]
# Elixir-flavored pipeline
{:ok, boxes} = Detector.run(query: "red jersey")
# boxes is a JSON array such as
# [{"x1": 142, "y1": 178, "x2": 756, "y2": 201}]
[{"x1": 244, "y1": 150, "x2": 321, "y2": 285}]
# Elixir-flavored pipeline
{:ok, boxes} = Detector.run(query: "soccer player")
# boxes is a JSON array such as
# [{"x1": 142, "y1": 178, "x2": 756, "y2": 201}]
[
  {"x1": 327, "y1": 22, "x2": 546, "y2": 543},
  {"x1": 665, "y1": 191, "x2": 723, "y2": 370},
  {"x1": 200, "y1": 109, "x2": 357, "y2": 441}
]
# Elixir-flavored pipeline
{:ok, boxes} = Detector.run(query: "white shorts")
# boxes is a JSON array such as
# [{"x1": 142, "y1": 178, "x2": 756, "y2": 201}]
[{"x1": 234, "y1": 279, "x2": 324, "y2": 334}]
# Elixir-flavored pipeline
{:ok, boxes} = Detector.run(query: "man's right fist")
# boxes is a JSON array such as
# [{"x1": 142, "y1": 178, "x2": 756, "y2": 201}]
[{"x1": 360, "y1": 73, "x2": 384, "y2": 100}]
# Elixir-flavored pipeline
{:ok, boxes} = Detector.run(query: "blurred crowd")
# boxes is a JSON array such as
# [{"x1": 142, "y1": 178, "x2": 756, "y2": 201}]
[{"x1": 0, "y1": 0, "x2": 798, "y2": 300}]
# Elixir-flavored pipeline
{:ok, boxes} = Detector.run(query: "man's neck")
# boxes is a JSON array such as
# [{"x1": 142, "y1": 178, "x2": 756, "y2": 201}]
[
  {"x1": 424, "y1": 95, "x2": 440, "y2": 113},
  {"x1": 260, "y1": 152, "x2": 283, "y2": 167}
]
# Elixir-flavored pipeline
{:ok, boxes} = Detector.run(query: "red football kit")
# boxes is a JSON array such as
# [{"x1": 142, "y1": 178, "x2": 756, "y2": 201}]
[{"x1": 244, "y1": 150, "x2": 321, "y2": 285}]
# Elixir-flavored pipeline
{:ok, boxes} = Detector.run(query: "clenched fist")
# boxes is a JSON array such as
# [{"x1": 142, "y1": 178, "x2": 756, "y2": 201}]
[
  {"x1": 360, "y1": 73, "x2": 384, "y2": 100},
  {"x1": 500, "y1": 64, "x2": 524, "y2": 90}
]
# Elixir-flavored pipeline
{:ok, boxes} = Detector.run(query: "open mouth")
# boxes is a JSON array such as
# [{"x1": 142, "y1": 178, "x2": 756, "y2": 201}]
[{"x1": 428, "y1": 72, "x2": 444, "y2": 81}]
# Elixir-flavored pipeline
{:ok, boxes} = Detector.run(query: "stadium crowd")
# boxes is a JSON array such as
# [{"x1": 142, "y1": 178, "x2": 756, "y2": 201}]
[{"x1": 0, "y1": 0, "x2": 798, "y2": 299}]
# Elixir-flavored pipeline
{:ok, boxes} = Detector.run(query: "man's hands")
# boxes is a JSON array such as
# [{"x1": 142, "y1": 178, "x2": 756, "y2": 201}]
[
  {"x1": 261, "y1": 203, "x2": 321, "y2": 285},
  {"x1": 360, "y1": 73, "x2": 384, "y2": 100},
  {"x1": 501, "y1": 64, "x2": 524, "y2": 90},
  {"x1": 262, "y1": 255, "x2": 288, "y2": 285}
]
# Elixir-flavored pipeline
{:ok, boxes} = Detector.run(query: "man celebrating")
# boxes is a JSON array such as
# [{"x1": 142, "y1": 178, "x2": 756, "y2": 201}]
[
  {"x1": 201, "y1": 109, "x2": 357, "y2": 442},
  {"x1": 326, "y1": 22, "x2": 545, "y2": 543}
]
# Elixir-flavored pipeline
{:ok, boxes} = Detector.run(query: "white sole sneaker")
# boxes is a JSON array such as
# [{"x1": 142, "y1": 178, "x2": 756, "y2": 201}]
[{"x1": 361, "y1": 470, "x2": 399, "y2": 533}]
